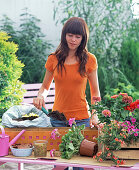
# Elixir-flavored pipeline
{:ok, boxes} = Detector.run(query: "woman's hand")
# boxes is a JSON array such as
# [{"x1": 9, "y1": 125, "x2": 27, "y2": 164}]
[
  {"x1": 33, "y1": 95, "x2": 46, "y2": 110},
  {"x1": 90, "y1": 111, "x2": 99, "y2": 128}
]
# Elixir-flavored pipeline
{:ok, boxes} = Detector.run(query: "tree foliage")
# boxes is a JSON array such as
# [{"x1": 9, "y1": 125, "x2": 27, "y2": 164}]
[
  {"x1": 0, "y1": 9, "x2": 53, "y2": 83},
  {"x1": 119, "y1": 39, "x2": 139, "y2": 90},
  {"x1": 0, "y1": 32, "x2": 25, "y2": 117}
]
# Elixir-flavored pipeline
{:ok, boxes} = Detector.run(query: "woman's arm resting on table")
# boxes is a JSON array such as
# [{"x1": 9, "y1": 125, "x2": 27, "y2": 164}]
[
  {"x1": 87, "y1": 69, "x2": 100, "y2": 127},
  {"x1": 33, "y1": 69, "x2": 53, "y2": 110}
]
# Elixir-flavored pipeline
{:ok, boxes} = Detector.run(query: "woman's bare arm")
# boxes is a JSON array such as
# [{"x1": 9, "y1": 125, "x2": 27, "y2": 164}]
[
  {"x1": 87, "y1": 69, "x2": 100, "y2": 127},
  {"x1": 33, "y1": 69, "x2": 53, "y2": 110}
]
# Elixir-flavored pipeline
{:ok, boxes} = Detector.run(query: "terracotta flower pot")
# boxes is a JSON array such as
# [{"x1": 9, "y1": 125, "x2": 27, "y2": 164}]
[{"x1": 79, "y1": 139, "x2": 98, "y2": 157}]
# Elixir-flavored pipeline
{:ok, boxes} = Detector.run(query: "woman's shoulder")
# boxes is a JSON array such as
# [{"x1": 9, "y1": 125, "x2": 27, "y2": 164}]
[
  {"x1": 47, "y1": 53, "x2": 57, "y2": 60},
  {"x1": 46, "y1": 53, "x2": 58, "y2": 63},
  {"x1": 45, "y1": 53, "x2": 57, "y2": 71},
  {"x1": 87, "y1": 52, "x2": 97, "y2": 61},
  {"x1": 86, "y1": 52, "x2": 98, "y2": 72}
]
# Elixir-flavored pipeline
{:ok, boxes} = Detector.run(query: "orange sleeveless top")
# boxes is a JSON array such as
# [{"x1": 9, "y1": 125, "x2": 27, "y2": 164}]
[{"x1": 45, "y1": 52, "x2": 98, "y2": 120}]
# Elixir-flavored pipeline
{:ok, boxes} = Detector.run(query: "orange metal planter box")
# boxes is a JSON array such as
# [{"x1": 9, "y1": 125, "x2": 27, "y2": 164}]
[{"x1": 4, "y1": 127, "x2": 98, "y2": 151}]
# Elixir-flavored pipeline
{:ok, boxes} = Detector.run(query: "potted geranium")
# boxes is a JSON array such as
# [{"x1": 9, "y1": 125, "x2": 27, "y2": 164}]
[
  {"x1": 91, "y1": 93, "x2": 139, "y2": 166},
  {"x1": 50, "y1": 118, "x2": 98, "y2": 159}
]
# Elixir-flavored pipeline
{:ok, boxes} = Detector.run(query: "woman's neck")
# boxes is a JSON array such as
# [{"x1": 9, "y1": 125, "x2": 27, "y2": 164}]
[
  {"x1": 68, "y1": 49, "x2": 76, "y2": 57},
  {"x1": 65, "y1": 50, "x2": 78, "y2": 64}
]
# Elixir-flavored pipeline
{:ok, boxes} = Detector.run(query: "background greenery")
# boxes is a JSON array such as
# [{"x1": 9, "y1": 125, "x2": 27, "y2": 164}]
[
  {"x1": 53, "y1": 0, "x2": 139, "y2": 102},
  {"x1": 0, "y1": 8, "x2": 53, "y2": 83},
  {"x1": 0, "y1": 0, "x2": 138, "y2": 117}
]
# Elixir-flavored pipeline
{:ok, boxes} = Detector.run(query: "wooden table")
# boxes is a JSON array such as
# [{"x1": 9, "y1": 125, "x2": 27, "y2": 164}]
[{"x1": 0, "y1": 154, "x2": 139, "y2": 170}]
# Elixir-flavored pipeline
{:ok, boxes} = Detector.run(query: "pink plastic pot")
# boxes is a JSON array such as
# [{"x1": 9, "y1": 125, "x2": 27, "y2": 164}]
[{"x1": 0, "y1": 126, "x2": 25, "y2": 156}]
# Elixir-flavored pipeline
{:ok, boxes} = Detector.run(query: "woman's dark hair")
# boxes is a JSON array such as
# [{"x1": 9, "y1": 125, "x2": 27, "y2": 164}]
[{"x1": 54, "y1": 17, "x2": 89, "y2": 76}]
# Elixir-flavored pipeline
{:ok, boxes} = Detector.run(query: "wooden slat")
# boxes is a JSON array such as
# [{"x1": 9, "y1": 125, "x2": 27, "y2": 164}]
[
  {"x1": 113, "y1": 150, "x2": 139, "y2": 159},
  {"x1": 22, "y1": 96, "x2": 55, "y2": 103},
  {"x1": 22, "y1": 82, "x2": 55, "y2": 90},
  {"x1": 23, "y1": 89, "x2": 55, "y2": 97},
  {"x1": 22, "y1": 83, "x2": 42, "y2": 90},
  {"x1": 22, "y1": 81, "x2": 55, "y2": 110},
  {"x1": 22, "y1": 101, "x2": 54, "y2": 110},
  {"x1": 47, "y1": 90, "x2": 55, "y2": 95},
  {"x1": 23, "y1": 91, "x2": 39, "y2": 97},
  {"x1": 121, "y1": 143, "x2": 139, "y2": 148},
  {"x1": 45, "y1": 103, "x2": 54, "y2": 110},
  {"x1": 49, "y1": 83, "x2": 55, "y2": 88}
]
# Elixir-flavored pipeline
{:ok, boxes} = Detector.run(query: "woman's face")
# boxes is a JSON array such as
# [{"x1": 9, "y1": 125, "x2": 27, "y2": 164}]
[{"x1": 66, "y1": 33, "x2": 82, "y2": 51}]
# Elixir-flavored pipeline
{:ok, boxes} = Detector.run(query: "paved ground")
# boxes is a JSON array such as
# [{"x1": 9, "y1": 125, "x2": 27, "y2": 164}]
[
  {"x1": 0, "y1": 163, "x2": 54, "y2": 170},
  {"x1": 0, "y1": 163, "x2": 111, "y2": 170},
  {"x1": 0, "y1": 163, "x2": 108, "y2": 170}
]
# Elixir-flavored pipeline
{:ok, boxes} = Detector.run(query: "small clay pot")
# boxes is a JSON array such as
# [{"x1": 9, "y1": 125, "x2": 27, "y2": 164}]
[{"x1": 79, "y1": 139, "x2": 98, "y2": 157}]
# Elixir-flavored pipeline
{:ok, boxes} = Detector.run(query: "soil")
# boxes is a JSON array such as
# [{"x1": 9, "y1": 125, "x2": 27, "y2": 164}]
[
  {"x1": 12, "y1": 143, "x2": 33, "y2": 149},
  {"x1": 48, "y1": 111, "x2": 67, "y2": 121}
]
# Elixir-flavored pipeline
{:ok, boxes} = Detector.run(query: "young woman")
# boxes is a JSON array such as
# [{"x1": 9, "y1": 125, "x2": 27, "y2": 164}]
[
  {"x1": 33, "y1": 16, "x2": 100, "y2": 170},
  {"x1": 33, "y1": 17, "x2": 100, "y2": 128}
]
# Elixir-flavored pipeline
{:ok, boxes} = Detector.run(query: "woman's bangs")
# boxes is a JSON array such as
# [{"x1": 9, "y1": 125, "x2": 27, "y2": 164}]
[{"x1": 66, "y1": 22, "x2": 84, "y2": 35}]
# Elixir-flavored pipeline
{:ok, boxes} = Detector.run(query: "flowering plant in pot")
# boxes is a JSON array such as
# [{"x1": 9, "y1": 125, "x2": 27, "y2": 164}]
[
  {"x1": 91, "y1": 93, "x2": 139, "y2": 166},
  {"x1": 50, "y1": 118, "x2": 98, "y2": 159},
  {"x1": 59, "y1": 118, "x2": 85, "y2": 159}
]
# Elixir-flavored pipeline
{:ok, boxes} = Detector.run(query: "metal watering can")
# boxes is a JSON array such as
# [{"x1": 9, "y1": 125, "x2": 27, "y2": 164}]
[{"x1": 0, "y1": 126, "x2": 26, "y2": 156}]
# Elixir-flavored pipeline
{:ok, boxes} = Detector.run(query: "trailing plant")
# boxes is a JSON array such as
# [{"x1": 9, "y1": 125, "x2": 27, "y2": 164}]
[
  {"x1": 0, "y1": 32, "x2": 25, "y2": 117},
  {"x1": 50, "y1": 118, "x2": 85, "y2": 159}
]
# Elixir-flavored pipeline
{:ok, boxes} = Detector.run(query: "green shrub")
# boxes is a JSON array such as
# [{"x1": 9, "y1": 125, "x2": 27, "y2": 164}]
[
  {"x1": 0, "y1": 32, "x2": 25, "y2": 117},
  {"x1": 0, "y1": 9, "x2": 53, "y2": 83},
  {"x1": 104, "y1": 82, "x2": 139, "y2": 101}
]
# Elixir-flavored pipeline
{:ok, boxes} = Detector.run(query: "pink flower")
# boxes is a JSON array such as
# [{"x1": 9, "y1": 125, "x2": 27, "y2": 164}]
[
  {"x1": 99, "y1": 158, "x2": 103, "y2": 162},
  {"x1": 69, "y1": 118, "x2": 75, "y2": 127},
  {"x1": 111, "y1": 95, "x2": 119, "y2": 98},
  {"x1": 107, "y1": 153, "x2": 111, "y2": 156},
  {"x1": 122, "y1": 95, "x2": 133, "y2": 104},
  {"x1": 50, "y1": 129, "x2": 60, "y2": 139},
  {"x1": 125, "y1": 121, "x2": 131, "y2": 125},
  {"x1": 97, "y1": 152, "x2": 102, "y2": 157},
  {"x1": 121, "y1": 141, "x2": 125, "y2": 145},
  {"x1": 92, "y1": 96, "x2": 101, "y2": 103},
  {"x1": 127, "y1": 128, "x2": 131, "y2": 132},
  {"x1": 130, "y1": 125, "x2": 135, "y2": 129},
  {"x1": 102, "y1": 109, "x2": 111, "y2": 117},
  {"x1": 92, "y1": 136, "x2": 96, "y2": 140},
  {"x1": 132, "y1": 129, "x2": 136, "y2": 132},
  {"x1": 98, "y1": 123, "x2": 105, "y2": 129},
  {"x1": 119, "y1": 92, "x2": 128, "y2": 96},
  {"x1": 50, "y1": 149, "x2": 55, "y2": 157},
  {"x1": 134, "y1": 133, "x2": 138, "y2": 137},
  {"x1": 115, "y1": 138, "x2": 119, "y2": 141},
  {"x1": 93, "y1": 155, "x2": 96, "y2": 159},
  {"x1": 131, "y1": 117, "x2": 136, "y2": 123}
]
